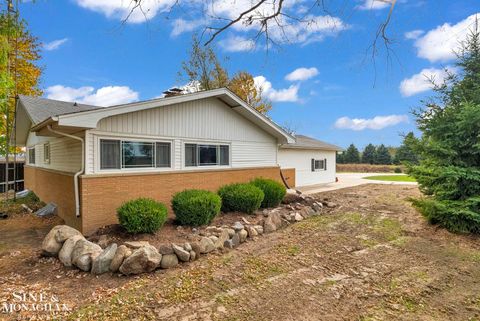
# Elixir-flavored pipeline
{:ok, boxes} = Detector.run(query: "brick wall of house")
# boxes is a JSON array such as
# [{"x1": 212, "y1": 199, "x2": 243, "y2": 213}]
[
  {"x1": 24, "y1": 166, "x2": 82, "y2": 230},
  {"x1": 80, "y1": 166, "x2": 295, "y2": 234}
]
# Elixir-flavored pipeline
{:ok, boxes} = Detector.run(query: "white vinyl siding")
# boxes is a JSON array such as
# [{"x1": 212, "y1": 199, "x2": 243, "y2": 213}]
[
  {"x1": 25, "y1": 132, "x2": 83, "y2": 173},
  {"x1": 278, "y1": 149, "x2": 336, "y2": 187},
  {"x1": 85, "y1": 98, "x2": 278, "y2": 174}
]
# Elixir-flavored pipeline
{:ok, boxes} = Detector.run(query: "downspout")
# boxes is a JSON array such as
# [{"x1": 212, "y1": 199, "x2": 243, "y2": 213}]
[{"x1": 46, "y1": 125, "x2": 84, "y2": 217}]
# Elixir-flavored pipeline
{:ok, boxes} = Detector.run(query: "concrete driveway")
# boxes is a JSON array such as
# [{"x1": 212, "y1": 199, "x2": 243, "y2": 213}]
[{"x1": 298, "y1": 173, "x2": 417, "y2": 195}]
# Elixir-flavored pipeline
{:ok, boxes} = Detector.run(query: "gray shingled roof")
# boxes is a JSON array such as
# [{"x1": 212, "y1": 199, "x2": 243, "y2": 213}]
[
  {"x1": 281, "y1": 134, "x2": 343, "y2": 151},
  {"x1": 19, "y1": 95, "x2": 103, "y2": 125}
]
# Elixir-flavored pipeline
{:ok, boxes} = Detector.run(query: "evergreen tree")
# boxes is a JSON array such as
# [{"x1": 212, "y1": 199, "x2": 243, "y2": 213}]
[
  {"x1": 374, "y1": 144, "x2": 392, "y2": 165},
  {"x1": 409, "y1": 24, "x2": 480, "y2": 233},
  {"x1": 336, "y1": 152, "x2": 345, "y2": 164},
  {"x1": 343, "y1": 144, "x2": 360, "y2": 163},
  {"x1": 361, "y1": 144, "x2": 376, "y2": 164},
  {"x1": 393, "y1": 132, "x2": 419, "y2": 165}
]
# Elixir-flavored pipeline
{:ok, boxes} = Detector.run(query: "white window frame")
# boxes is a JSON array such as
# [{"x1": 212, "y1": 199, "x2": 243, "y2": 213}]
[
  {"x1": 313, "y1": 159, "x2": 326, "y2": 171},
  {"x1": 182, "y1": 140, "x2": 231, "y2": 170},
  {"x1": 28, "y1": 146, "x2": 36, "y2": 165},
  {"x1": 95, "y1": 135, "x2": 173, "y2": 173},
  {"x1": 43, "y1": 143, "x2": 50, "y2": 164}
]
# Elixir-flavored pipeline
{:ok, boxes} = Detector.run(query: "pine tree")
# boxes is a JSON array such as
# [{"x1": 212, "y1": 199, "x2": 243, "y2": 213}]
[
  {"x1": 361, "y1": 144, "x2": 376, "y2": 164},
  {"x1": 409, "y1": 23, "x2": 480, "y2": 233},
  {"x1": 374, "y1": 144, "x2": 391, "y2": 165},
  {"x1": 336, "y1": 152, "x2": 345, "y2": 164},
  {"x1": 343, "y1": 144, "x2": 361, "y2": 164},
  {"x1": 393, "y1": 132, "x2": 418, "y2": 165}
]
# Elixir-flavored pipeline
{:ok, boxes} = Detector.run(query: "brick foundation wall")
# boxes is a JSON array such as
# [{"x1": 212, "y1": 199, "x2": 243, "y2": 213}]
[
  {"x1": 80, "y1": 166, "x2": 293, "y2": 234},
  {"x1": 24, "y1": 166, "x2": 82, "y2": 230},
  {"x1": 280, "y1": 168, "x2": 295, "y2": 189}
]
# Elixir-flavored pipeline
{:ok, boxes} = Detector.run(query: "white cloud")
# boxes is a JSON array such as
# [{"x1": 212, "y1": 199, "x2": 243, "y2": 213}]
[
  {"x1": 254, "y1": 76, "x2": 299, "y2": 102},
  {"x1": 414, "y1": 13, "x2": 480, "y2": 62},
  {"x1": 43, "y1": 38, "x2": 69, "y2": 51},
  {"x1": 334, "y1": 115, "x2": 408, "y2": 131},
  {"x1": 399, "y1": 67, "x2": 453, "y2": 97},
  {"x1": 46, "y1": 85, "x2": 139, "y2": 106},
  {"x1": 404, "y1": 29, "x2": 424, "y2": 40},
  {"x1": 171, "y1": 19, "x2": 205, "y2": 37},
  {"x1": 218, "y1": 35, "x2": 256, "y2": 52},
  {"x1": 285, "y1": 67, "x2": 319, "y2": 82},
  {"x1": 356, "y1": 0, "x2": 392, "y2": 10},
  {"x1": 74, "y1": 0, "x2": 177, "y2": 23}
]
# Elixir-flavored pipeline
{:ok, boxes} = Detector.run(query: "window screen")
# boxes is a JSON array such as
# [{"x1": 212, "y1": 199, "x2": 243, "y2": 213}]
[
  {"x1": 100, "y1": 139, "x2": 120, "y2": 169},
  {"x1": 220, "y1": 145, "x2": 229, "y2": 165},
  {"x1": 28, "y1": 147, "x2": 36, "y2": 165},
  {"x1": 44, "y1": 143, "x2": 50, "y2": 164},
  {"x1": 185, "y1": 144, "x2": 197, "y2": 167},
  {"x1": 155, "y1": 142, "x2": 171, "y2": 167}
]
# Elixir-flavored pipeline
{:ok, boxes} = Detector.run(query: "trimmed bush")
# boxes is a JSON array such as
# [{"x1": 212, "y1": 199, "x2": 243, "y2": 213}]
[
  {"x1": 251, "y1": 177, "x2": 286, "y2": 208},
  {"x1": 218, "y1": 183, "x2": 264, "y2": 214},
  {"x1": 394, "y1": 167, "x2": 403, "y2": 173},
  {"x1": 117, "y1": 198, "x2": 167, "y2": 234},
  {"x1": 172, "y1": 189, "x2": 221, "y2": 226}
]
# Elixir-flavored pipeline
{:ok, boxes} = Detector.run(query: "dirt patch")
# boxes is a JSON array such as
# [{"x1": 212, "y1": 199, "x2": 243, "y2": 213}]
[
  {"x1": 337, "y1": 163, "x2": 405, "y2": 173},
  {"x1": 2, "y1": 184, "x2": 480, "y2": 321}
]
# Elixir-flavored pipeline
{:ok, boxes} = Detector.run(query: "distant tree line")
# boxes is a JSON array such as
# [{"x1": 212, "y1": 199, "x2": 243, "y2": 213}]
[{"x1": 336, "y1": 132, "x2": 419, "y2": 165}]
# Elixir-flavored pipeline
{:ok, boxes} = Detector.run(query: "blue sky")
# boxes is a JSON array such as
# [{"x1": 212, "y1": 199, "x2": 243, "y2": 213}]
[{"x1": 19, "y1": 0, "x2": 480, "y2": 148}]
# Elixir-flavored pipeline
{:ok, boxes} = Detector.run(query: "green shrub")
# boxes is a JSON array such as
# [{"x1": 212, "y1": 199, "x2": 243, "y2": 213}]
[
  {"x1": 251, "y1": 177, "x2": 286, "y2": 208},
  {"x1": 394, "y1": 167, "x2": 403, "y2": 173},
  {"x1": 218, "y1": 183, "x2": 264, "y2": 214},
  {"x1": 172, "y1": 189, "x2": 221, "y2": 226},
  {"x1": 117, "y1": 198, "x2": 167, "y2": 234}
]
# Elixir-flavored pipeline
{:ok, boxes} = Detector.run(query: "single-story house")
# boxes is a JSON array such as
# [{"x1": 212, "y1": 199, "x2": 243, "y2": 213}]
[{"x1": 15, "y1": 88, "x2": 342, "y2": 234}]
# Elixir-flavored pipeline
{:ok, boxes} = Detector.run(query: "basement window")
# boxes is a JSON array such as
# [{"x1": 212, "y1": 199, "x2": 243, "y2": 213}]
[{"x1": 185, "y1": 144, "x2": 230, "y2": 167}]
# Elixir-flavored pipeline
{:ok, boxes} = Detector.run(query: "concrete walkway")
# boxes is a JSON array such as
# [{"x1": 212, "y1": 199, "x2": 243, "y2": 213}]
[{"x1": 298, "y1": 173, "x2": 417, "y2": 195}]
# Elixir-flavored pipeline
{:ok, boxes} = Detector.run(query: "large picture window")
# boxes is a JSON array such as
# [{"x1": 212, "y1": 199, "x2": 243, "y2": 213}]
[
  {"x1": 100, "y1": 139, "x2": 170, "y2": 170},
  {"x1": 185, "y1": 144, "x2": 230, "y2": 167}
]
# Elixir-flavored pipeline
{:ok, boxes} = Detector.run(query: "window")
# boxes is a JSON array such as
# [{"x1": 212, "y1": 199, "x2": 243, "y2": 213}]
[
  {"x1": 28, "y1": 147, "x2": 35, "y2": 165},
  {"x1": 311, "y1": 158, "x2": 327, "y2": 171},
  {"x1": 44, "y1": 143, "x2": 50, "y2": 164},
  {"x1": 100, "y1": 139, "x2": 171, "y2": 170},
  {"x1": 185, "y1": 144, "x2": 230, "y2": 167}
]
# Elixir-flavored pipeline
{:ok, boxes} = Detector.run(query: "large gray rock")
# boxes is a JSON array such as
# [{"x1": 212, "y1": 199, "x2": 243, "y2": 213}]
[
  {"x1": 232, "y1": 222, "x2": 244, "y2": 232},
  {"x1": 172, "y1": 244, "x2": 190, "y2": 262},
  {"x1": 58, "y1": 235, "x2": 85, "y2": 267},
  {"x1": 91, "y1": 243, "x2": 118, "y2": 275},
  {"x1": 199, "y1": 237, "x2": 215, "y2": 254},
  {"x1": 158, "y1": 243, "x2": 174, "y2": 255},
  {"x1": 71, "y1": 239, "x2": 103, "y2": 272},
  {"x1": 119, "y1": 245, "x2": 161, "y2": 275},
  {"x1": 109, "y1": 245, "x2": 131, "y2": 272},
  {"x1": 189, "y1": 250, "x2": 196, "y2": 261},
  {"x1": 160, "y1": 253, "x2": 179, "y2": 269},
  {"x1": 42, "y1": 225, "x2": 83, "y2": 256},
  {"x1": 231, "y1": 233, "x2": 240, "y2": 248},
  {"x1": 254, "y1": 225, "x2": 264, "y2": 235},
  {"x1": 263, "y1": 212, "x2": 283, "y2": 233},
  {"x1": 191, "y1": 242, "x2": 202, "y2": 258},
  {"x1": 214, "y1": 229, "x2": 230, "y2": 249}
]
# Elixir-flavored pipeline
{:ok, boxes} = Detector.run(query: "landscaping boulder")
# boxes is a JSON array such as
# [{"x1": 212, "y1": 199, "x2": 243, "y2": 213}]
[
  {"x1": 294, "y1": 213, "x2": 304, "y2": 221},
  {"x1": 231, "y1": 233, "x2": 240, "y2": 248},
  {"x1": 199, "y1": 237, "x2": 215, "y2": 254},
  {"x1": 172, "y1": 244, "x2": 190, "y2": 262},
  {"x1": 254, "y1": 225, "x2": 264, "y2": 235},
  {"x1": 189, "y1": 250, "x2": 197, "y2": 261},
  {"x1": 42, "y1": 225, "x2": 83, "y2": 256},
  {"x1": 119, "y1": 245, "x2": 161, "y2": 275},
  {"x1": 109, "y1": 245, "x2": 131, "y2": 272},
  {"x1": 224, "y1": 239, "x2": 234, "y2": 249},
  {"x1": 232, "y1": 222, "x2": 244, "y2": 232},
  {"x1": 160, "y1": 253, "x2": 179, "y2": 269},
  {"x1": 225, "y1": 228, "x2": 235, "y2": 238},
  {"x1": 158, "y1": 243, "x2": 174, "y2": 255},
  {"x1": 124, "y1": 241, "x2": 150, "y2": 249},
  {"x1": 71, "y1": 239, "x2": 103, "y2": 272},
  {"x1": 263, "y1": 212, "x2": 283, "y2": 233},
  {"x1": 59, "y1": 235, "x2": 85, "y2": 267},
  {"x1": 191, "y1": 242, "x2": 202, "y2": 258},
  {"x1": 214, "y1": 229, "x2": 230, "y2": 249},
  {"x1": 91, "y1": 243, "x2": 118, "y2": 275},
  {"x1": 245, "y1": 225, "x2": 258, "y2": 238},
  {"x1": 184, "y1": 243, "x2": 192, "y2": 252},
  {"x1": 238, "y1": 229, "x2": 248, "y2": 243}
]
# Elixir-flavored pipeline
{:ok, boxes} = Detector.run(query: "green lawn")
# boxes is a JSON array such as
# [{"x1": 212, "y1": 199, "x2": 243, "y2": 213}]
[{"x1": 363, "y1": 175, "x2": 417, "y2": 182}]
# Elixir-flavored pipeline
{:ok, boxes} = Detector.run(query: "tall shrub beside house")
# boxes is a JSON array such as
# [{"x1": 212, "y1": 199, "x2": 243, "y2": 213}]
[
  {"x1": 409, "y1": 27, "x2": 480, "y2": 233},
  {"x1": 218, "y1": 183, "x2": 264, "y2": 214},
  {"x1": 251, "y1": 178, "x2": 286, "y2": 208},
  {"x1": 172, "y1": 189, "x2": 221, "y2": 226}
]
